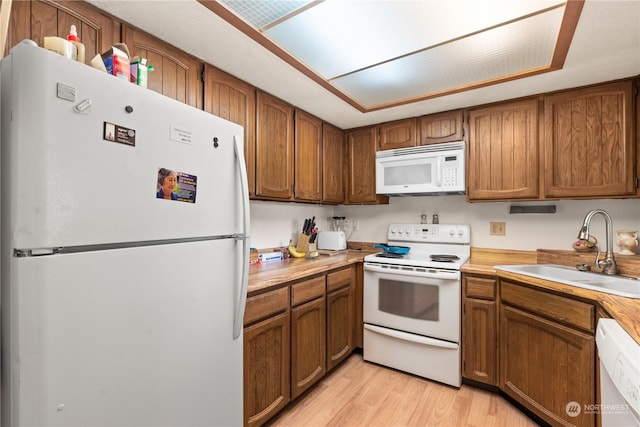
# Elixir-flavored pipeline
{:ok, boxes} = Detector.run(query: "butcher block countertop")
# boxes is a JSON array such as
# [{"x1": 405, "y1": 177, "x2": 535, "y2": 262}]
[
  {"x1": 463, "y1": 248, "x2": 640, "y2": 345},
  {"x1": 248, "y1": 249, "x2": 371, "y2": 295},
  {"x1": 247, "y1": 246, "x2": 640, "y2": 344}
]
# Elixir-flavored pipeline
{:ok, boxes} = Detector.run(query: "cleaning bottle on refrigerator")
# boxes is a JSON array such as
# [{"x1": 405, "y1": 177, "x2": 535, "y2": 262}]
[{"x1": 67, "y1": 25, "x2": 85, "y2": 64}]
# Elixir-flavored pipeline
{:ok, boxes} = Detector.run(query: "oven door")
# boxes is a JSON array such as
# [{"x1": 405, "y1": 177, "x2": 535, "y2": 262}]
[{"x1": 363, "y1": 262, "x2": 460, "y2": 343}]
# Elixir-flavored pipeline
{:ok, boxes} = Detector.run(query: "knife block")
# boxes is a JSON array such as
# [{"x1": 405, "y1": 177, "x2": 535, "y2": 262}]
[{"x1": 296, "y1": 233, "x2": 316, "y2": 253}]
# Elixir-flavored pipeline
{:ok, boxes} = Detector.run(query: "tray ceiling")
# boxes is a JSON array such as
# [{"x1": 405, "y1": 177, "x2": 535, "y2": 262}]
[
  {"x1": 210, "y1": 0, "x2": 579, "y2": 111},
  {"x1": 85, "y1": 0, "x2": 640, "y2": 129}
]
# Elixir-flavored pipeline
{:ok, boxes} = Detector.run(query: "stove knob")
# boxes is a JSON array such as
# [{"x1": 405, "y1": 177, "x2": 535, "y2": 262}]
[
  {"x1": 458, "y1": 229, "x2": 464, "y2": 236},
  {"x1": 390, "y1": 227, "x2": 397, "y2": 235},
  {"x1": 449, "y1": 229, "x2": 455, "y2": 236}
]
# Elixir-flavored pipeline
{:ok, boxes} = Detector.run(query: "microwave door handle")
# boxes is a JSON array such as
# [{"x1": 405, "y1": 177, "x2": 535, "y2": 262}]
[{"x1": 435, "y1": 157, "x2": 442, "y2": 187}]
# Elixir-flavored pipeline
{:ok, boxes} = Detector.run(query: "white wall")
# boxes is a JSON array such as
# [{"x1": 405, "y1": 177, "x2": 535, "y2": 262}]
[
  {"x1": 249, "y1": 201, "x2": 334, "y2": 249},
  {"x1": 250, "y1": 197, "x2": 640, "y2": 253}
]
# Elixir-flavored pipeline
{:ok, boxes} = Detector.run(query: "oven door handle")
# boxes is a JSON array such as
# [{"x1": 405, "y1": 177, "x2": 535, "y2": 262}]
[
  {"x1": 364, "y1": 263, "x2": 460, "y2": 280},
  {"x1": 364, "y1": 324, "x2": 459, "y2": 350}
]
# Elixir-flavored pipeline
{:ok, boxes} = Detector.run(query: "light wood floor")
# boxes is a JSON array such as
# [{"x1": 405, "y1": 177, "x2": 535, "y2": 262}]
[{"x1": 266, "y1": 353, "x2": 540, "y2": 427}]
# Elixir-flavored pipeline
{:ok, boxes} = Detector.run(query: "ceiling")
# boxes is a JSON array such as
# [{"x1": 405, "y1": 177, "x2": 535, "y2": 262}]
[{"x1": 88, "y1": 0, "x2": 639, "y2": 130}]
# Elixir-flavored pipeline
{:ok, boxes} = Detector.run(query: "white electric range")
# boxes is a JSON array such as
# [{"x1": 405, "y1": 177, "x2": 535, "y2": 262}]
[{"x1": 363, "y1": 223, "x2": 470, "y2": 387}]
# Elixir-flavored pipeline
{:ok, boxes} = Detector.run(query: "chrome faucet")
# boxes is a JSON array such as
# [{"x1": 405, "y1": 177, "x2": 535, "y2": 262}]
[{"x1": 577, "y1": 209, "x2": 618, "y2": 275}]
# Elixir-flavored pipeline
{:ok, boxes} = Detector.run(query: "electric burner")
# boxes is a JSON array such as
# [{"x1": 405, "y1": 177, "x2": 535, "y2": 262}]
[
  {"x1": 376, "y1": 252, "x2": 405, "y2": 259},
  {"x1": 430, "y1": 254, "x2": 460, "y2": 263}
]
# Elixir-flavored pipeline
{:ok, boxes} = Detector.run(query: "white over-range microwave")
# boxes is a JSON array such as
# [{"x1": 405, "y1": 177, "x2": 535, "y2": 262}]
[{"x1": 375, "y1": 141, "x2": 466, "y2": 196}]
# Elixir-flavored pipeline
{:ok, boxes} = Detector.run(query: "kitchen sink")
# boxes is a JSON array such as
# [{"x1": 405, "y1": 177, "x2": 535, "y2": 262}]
[{"x1": 493, "y1": 264, "x2": 640, "y2": 299}]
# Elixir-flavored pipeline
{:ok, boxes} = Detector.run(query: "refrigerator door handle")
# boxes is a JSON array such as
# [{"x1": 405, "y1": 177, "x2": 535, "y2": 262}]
[{"x1": 233, "y1": 135, "x2": 250, "y2": 339}]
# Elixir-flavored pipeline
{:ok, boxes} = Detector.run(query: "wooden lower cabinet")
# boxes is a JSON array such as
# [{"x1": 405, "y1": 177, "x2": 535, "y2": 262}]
[
  {"x1": 326, "y1": 267, "x2": 355, "y2": 370},
  {"x1": 244, "y1": 310, "x2": 290, "y2": 427},
  {"x1": 290, "y1": 295, "x2": 326, "y2": 399},
  {"x1": 245, "y1": 266, "x2": 360, "y2": 426},
  {"x1": 462, "y1": 274, "x2": 497, "y2": 385},
  {"x1": 290, "y1": 275, "x2": 327, "y2": 400},
  {"x1": 499, "y1": 280, "x2": 595, "y2": 427}
]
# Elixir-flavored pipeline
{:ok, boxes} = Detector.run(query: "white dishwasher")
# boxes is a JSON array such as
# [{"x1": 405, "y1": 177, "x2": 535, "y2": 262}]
[{"x1": 596, "y1": 319, "x2": 640, "y2": 426}]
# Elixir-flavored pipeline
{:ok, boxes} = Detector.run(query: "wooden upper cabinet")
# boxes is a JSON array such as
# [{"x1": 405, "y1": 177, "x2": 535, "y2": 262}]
[
  {"x1": 294, "y1": 110, "x2": 323, "y2": 202},
  {"x1": 419, "y1": 110, "x2": 464, "y2": 145},
  {"x1": 346, "y1": 126, "x2": 388, "y2": 204},
  {"x1": 256, "y1": 91, "x2": 295, "y2": 200},
  {"x1": 543, "y1": 81, "x2": 636, "y2": 198},
  {"x1": 203, "y1": 65, "x2": 256, "y2": 197},
  {"x1": 6, "y1": 0, "x2": 120, "y2": 59},
  {"x1": 322, "y1": 123, "x2": 345, "y2": 204},
  {"x1": 468, "y1": 99, "x2": 540, "y2": 201},
  {"x1": 377, "y1": 118, "x2": 417, "y2": 151},
  {"x1": 122, "y1": 25, "x2": 202, "y2": 109}
]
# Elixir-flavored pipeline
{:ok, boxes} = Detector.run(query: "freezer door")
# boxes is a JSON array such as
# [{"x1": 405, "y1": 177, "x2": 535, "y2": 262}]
[
  {"x1": 2, "y1": 43, "x2": 246, "y2": 249},
  {"x1": 2, "y1": 239, "x2": 243, "y2": 426}
]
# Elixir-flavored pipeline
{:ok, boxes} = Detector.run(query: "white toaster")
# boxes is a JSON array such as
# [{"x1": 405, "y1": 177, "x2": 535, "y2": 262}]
[{"x1": 317, "y1": 231, "x2": 347, "y2": 250}]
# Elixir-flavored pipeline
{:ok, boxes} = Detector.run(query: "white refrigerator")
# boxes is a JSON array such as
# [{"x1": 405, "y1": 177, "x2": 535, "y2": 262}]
[{"x1": 0, "y1": 41, "x2": 250, "y2": 426}]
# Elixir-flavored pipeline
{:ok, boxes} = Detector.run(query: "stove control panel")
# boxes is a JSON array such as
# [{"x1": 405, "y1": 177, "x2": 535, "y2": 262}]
[{"x1": 388, "y1": 223, "x2": 470, "y2": 244}]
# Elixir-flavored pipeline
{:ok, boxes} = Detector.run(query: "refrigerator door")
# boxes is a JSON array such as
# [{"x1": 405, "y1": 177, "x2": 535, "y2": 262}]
[
  {"x1": 1, "y1": 43, "x2": 246, "y2": 250},
  {"x1": 3, "y1": 239, "x2": 243, "y2": 426}
]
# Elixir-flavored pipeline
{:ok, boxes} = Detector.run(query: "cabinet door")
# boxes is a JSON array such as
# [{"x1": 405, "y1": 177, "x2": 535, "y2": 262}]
[
  {"x1": 462, "y1": 274, "x2": 497, "y2": 385},
  {"x1": 463, "y1": 298, "x2": 497, "y2": 385},
  {"x1": 346, "y1": 126, "x2": 388, "y2": 204},
  {"x1": 378, "y1": 118, "x2": 417, "y2": 151},
  {"x1": 123, "y1": 25, "x2": 202, "y2": 109},
  {"x1": 256, "y1": 91, "x2": 294, "y2": 200},
  {"x1": 322, "y1": 123, "x2": 345, "y2": 204},
  {"x1": 468, "y1": 99, "x2": 539, "y2": 201},
  {"x1": 544, "y1": 81, "x2": 635, "y2": 198},
  {"x1": 327, "y1": 285, "x2": 353, "y2": 371},
  {"x1": 204, "y1": 65, "x2": 256, "y2": 197},
  {"x1": 500, "y1": 305, "x2": 595, "y2": 427},
  {"x1": 244, "y1": 311, "x2": 290, "y2": 427},
  {"x1": 290, "y1": 296, "x2": 326, "y2": 400},
  {"x1": 294, "y1": 109, "x2": 322, "y2": 202},
  {"x1": 419, "y1": 110, "x2": 464, "y2": 145},
  {"x1": 6, "y1": 0, "x2": 120, "y2": 60}
]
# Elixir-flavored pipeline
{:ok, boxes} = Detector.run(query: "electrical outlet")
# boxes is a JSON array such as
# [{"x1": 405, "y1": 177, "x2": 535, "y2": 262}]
[
  {"x1": 490, "y1": 222, "x2": 506, "y2": 236},
  {"x1": 353, "y1": 220, "x2": 360, "y2": 231}
]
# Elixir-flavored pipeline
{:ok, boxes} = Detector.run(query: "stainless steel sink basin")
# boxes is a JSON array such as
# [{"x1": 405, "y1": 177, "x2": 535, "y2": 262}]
[{"x1": 494, "y1": 264, "x2": 640, "y2": 299}]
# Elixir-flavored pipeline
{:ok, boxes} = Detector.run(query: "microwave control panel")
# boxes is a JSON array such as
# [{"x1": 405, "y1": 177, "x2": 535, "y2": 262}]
[{"x1": 442, "y1": 155, "x2": 462, "y2": 188}]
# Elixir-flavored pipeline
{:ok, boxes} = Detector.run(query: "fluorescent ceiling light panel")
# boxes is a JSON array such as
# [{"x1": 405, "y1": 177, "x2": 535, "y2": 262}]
[
  {"x1": 265, "y1": 0, "x2": 564, "y2": 79},
  {"x1": 213, "y1": 0, "x2": 575, "y2": 111},
  {"x1": 330, "y1": 5, "x2": 564, "y2": 107}
]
